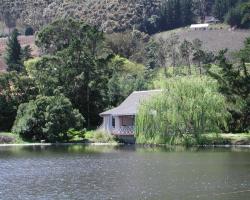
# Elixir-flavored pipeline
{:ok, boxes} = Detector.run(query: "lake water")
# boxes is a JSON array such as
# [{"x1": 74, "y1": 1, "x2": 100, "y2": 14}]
[{"x1": 0, "y1": 145, "x2": 250, "y2": 200}]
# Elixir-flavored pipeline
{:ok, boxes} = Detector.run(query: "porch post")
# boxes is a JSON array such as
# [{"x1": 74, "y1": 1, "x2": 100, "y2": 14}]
[
  {"x1": 114, "y1": 116, "x2": 121, "y2": 130},
  {"x1": 103, "y1": 115, "x2": 113, "y2": 133}
]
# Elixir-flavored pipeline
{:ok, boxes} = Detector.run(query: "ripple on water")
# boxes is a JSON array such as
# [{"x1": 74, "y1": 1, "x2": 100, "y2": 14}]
[{"x1": 0, "y1": 145, "x2": 250, "y2": 200}]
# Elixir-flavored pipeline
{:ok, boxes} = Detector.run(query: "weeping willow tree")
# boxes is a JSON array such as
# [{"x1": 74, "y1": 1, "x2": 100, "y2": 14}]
[{"x1": 135, "y1": 77, "x2": 230, "y2": 144}]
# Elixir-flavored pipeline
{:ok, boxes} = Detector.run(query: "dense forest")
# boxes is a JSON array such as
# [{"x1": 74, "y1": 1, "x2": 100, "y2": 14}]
[{"x1": 0, "y1": 0, "x2": 250, "y2": 36}]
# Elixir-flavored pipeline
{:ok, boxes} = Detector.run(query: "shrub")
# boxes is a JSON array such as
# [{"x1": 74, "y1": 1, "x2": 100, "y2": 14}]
[
  {"x1": 0, "y1": 72, "x2": 38, "y2": 131},
  {"x1": 12, "y1": 95, "x2": 84, "y2": 142},
  {"x1": 85, "y1": 131, "x2": 116, "y2": 143},
  {"x1": 225, "y1": 2, "x2": 250, "y2": 28},
  {"x1": 67, "y1": 128, "x2": 86, "y2": 141},
  {"x1": 25, "y1": 27, "x2": 34, "y2": 36}
]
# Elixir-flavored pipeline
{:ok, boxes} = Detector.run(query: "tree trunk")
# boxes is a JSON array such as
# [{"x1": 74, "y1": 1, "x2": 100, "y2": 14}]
[
  {"x1": 87, "y1": 85, "x2": 90, "y2": 129},
  {"x1": 187, "y1": 58, "x2": 191, "y2": 75},
  {"x1": 198, "y1": 61, "x2": 202, "y2": 75}
]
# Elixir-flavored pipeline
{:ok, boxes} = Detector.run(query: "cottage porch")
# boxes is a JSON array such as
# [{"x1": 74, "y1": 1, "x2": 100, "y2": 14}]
[
  {"x1": 100, "y1": 115, "x2": 135, "y2": 136},
  {"x1": 99, "y1": 90, "x2": 162, "y2": 136}
]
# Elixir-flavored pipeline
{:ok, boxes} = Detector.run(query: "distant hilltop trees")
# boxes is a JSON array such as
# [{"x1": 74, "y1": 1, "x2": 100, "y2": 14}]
[{"x1": 0, "y1": 0, "x2": 249, "y2": 36}]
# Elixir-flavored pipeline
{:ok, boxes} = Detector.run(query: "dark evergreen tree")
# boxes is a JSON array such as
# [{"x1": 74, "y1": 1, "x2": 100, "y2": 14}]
[
  {"x1": 25, "y1": 27, "x2": 34, "y2": 36},
  {"x1": 225, "y1": 1, "x2": 250, "y2": 28},
  {"x1": 159, "y1": 0, "x2": 195, "y2": 31},
  {"x1": 181, "y1": 0, "x2": 194, "y2": 26},
  {"x1": 5, "y1": 29, "x2": 23, "y2": 72},
  {"x1": 21, "y1": 45, "x2": 33, "y2": 61},
  {"x1": 213, "y1": 0, "x2": 238, "y2": 21},
  {"x1": 174, "y1": 0, "x2": 182, "y2": 28},
  {"x1": 208, "y1": 40, "x2": 250, "y2": 132}
]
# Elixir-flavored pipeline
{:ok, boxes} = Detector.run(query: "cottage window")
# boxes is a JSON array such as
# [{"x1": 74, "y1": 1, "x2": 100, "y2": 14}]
[
  {"x1": 121, "y1": 116, "x2": 134, "y2": 126},
  {"x1": 112, "y1": 117, "x2": 115, "y2": 128}
]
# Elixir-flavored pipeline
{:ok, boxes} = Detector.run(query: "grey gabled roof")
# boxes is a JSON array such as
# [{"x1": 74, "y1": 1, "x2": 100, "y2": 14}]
[{"x1": 100, "y1": 90, "x2": 162, "y2": 116}]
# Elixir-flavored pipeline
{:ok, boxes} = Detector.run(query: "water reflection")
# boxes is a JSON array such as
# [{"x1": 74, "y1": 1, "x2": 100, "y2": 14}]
[{"x1": 0, "y1": 145, "x2": 250, "y2": 200}]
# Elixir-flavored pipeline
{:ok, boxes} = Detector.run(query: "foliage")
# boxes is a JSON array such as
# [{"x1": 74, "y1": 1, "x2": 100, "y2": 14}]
[
  {"x1": 155, "y1": 36, "x2": 215, "y2": 76},
  {"x1": 166, "y1": 34, "x2": 180, "y2": 69},
  {"x1": 85, "y1": 130, "x2": 116, "y2": 143},
  {"x1": 106, "y1": 30, "x2": 153, "y2": 65},
  {"x1": 179, "y1": 39, "x2": 193, "y2": 75},
  {"x1": 237, "y1": 37, "x2": 250, "y2": 62},
  {"x1": 25, "y1": 27, "x2": 34, "y2": 36},
  {"x1": 213, "y1": 0, "x2": 250, "y2": 25},
  {"x1": 67, "y1": 129, "x2": 86, "y2": 141},
  {"x1": 21, "y1": 45, "x2": 33, "y2": 61},
  {"x1": 207, "y1": 43, "x2": 250, "y2": 132},
  {"x1": 12, "y1": 95, "x2": 84, "y2": 142},
  {"x1": 212, "y1": 0, "x2": 238, "y2": 21},
  {"x1": 4, "y1": 29, "x2": 23, "y2": 72},
  {"x1": 0, "y1": 72, "x2": 38, "y2": 131},
  {"x1": 159, "y1": 0, "x2": 195, "y2": 32},
  {"x1": 225, "y1": 2, "x2": 250, "y2": 28},
  {"x1": 107, "y1": 56, "x2": 150, "y2": 106},
  {"x1": 136, "y1": 77, "x2": 230, "y2": 144},
  {"x1": 35, "y1": 18, "x2": 112, "y2": 128}
]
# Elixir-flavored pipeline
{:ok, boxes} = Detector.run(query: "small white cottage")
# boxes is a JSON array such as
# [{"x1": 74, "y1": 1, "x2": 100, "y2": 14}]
[
  {"x1": 99, "y1": 90, "x2": 161, "y2": 136},
  {"x1": 190, "y1": 23, "x2": 209, "y2": 30}
]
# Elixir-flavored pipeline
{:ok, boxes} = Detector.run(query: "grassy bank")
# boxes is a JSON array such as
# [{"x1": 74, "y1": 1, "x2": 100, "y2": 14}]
[
  {"x1": 136, "y1": 133, "x2": 250, "y2": 146},
  {"x1": 0, "y1": 131, "x2": 118, "y2": 145},
  {"x1": 1, "y1": 131, "x2": 249, "y2": 146}
]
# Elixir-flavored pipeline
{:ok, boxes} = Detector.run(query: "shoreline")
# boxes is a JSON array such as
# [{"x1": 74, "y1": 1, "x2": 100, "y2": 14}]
[
  {"x1": 1, "y1": 142, "x2": 250, "y2": 148},
  {"x1": 0, "y1": 142, "x2": 120, "y2": 147}
]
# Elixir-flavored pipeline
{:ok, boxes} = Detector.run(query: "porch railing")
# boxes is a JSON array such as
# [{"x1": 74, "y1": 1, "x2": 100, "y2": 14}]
[{"x1": 112, "y1": 126, "x2": 135, "y2": 136}]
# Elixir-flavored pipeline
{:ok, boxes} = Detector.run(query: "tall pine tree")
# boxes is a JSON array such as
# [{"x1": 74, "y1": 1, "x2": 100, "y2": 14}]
[
  {"x1": 213, "y1": 0, "x2": 238, "y2": 21},
  {"x1": 181, "y1": 0, "x2": 194, "y2": 25},
  {"x1": 208, "y1": 41, "x2": 250, "y2": 132},
  {"x1": 5, "y1": 29, "x2": 23, "y2": 72}
]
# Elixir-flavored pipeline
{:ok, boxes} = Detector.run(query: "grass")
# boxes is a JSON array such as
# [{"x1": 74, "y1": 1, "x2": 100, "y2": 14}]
[
  {"x1": 1, "y1": 131, "x2": 249, "y2": 146},
  {"x1": 85, "y1": 131, "x2": 118, "y2": 144},
  {"x1": 0, "y1": 131, "x2": 118, "y2": 144},
  {"x1": 136, "y1": 133, "x2": 250, "y2": 146}
]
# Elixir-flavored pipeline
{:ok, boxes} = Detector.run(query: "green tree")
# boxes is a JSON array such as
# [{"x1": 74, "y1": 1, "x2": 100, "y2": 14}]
[
  {"x1": 225, "y1": 2, "x2": 250, "y2": 28},
  {"x1": 192, "y1": 39, "x2": 205, "y2": 75},
  {"x1": 181, "y1": 0, "x2": 195, "y2": 25},
  {"x1": 107, "y1": 56, "x2": 149, "y2": 106},
  {"x1": 25, "y1": 27, "x2": 34, "y2": 36},
  {"x1": 35, "y1": 19, "x2": 111, "y2": 128},
  {"x1": 5, "y1": 29, "x2": 23, "y2": 72},
  {"x1": 213, "y1": 0, "x2": 238, "y2": 21},
  {"x1": 165, "y1": 34, "x2": 180, "y2": 74},
  {"x1": 21, "y1": 45, "x2": 33, "y2": 61},
  {"x1": 12, "y1": 95, "x2": 84, "y2": 142},
  {"x1": 237, "y1": 37, "x2": 250, "y2": 62},
  {"x1": 160, "y1": 0, "x2": 194, "y2": 31},
  {"x1": 136, "y1": 77, "x2": 229, "y2": 144},
  {"x1": 0, "y1": 72, "x2": 38, "y2": 131},
  {"x1": 2, "y1": 10, "x2": 16, "y2": 34},
  {"x1": 208, "y1": 47, "x2": 250, "y2": 132},
  {"x1": 179, "y1": 40, "x2": 193, "y2": 75},
  {"x1": 144, "y1": 38, "x2": 160, "y2": 69}
]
